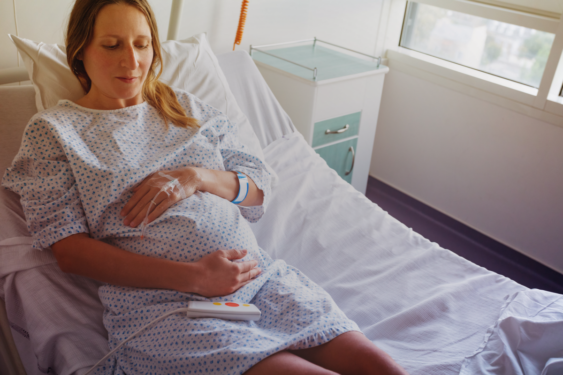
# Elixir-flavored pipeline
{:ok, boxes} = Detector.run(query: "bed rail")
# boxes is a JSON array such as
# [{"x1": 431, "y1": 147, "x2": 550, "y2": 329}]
[
  {"x1": 0, "y1": 299, "x2": 26, "y2": 375},
  {"x1": 0, "y1": 67, "x2": 29, "y2": 85}
]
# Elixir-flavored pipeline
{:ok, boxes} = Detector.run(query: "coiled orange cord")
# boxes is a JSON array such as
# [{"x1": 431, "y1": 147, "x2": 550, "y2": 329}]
[{"x1": 233, "y1": 0, "x2": 249, "y2": 51}]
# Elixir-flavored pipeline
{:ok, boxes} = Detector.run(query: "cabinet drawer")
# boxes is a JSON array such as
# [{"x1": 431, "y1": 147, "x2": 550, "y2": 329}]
[
  {"x1": 315, "y1": 138, "x2": 358, "y2": 183},
  {"x1": 312, "y1": 112, "x2": 361, "y2": 148}
]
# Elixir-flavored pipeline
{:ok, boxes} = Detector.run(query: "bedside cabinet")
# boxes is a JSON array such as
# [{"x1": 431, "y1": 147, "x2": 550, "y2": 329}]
[{"x1": 251, "y1": 38, "x2": 389, "y2": 195}]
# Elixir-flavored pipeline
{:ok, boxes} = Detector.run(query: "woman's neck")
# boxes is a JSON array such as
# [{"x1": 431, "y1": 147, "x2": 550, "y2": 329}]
[{"x1": 75, "y1": 90, "x2": 144, "y2": 110}]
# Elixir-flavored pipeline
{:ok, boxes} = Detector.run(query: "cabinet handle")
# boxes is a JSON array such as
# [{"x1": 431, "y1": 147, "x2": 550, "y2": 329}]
[
  {"x1": 345, "y1": 146, "x2": 355, "y2": 176},
  {"x1": 325, "y1": 124, "x2": 349, "y2": 135}
]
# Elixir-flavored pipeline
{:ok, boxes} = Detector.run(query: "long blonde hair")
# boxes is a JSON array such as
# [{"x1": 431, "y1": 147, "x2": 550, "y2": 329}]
[{"x1": 66, "y1": 0, "x2": 198, "y2": 130}]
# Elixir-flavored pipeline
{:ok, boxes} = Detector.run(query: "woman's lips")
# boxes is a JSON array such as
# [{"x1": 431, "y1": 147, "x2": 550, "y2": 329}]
[{"x1": 117, "y1": 77, "x2": 136, "y2": 83}]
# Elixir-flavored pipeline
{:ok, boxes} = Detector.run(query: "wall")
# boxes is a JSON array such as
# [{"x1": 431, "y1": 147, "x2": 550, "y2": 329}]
[
  {"x1": 0, "y1": 0, "x2": 384, "y2": 70},
  {"x1": 370, "y1": 67, "x2": 563, "y2": 274},
  {"x1": 0, "y1": 0, "x2": 172, "y2": 71},
  {"x1": 174, "y1": 0, "x2": 384, "y2": 56}
]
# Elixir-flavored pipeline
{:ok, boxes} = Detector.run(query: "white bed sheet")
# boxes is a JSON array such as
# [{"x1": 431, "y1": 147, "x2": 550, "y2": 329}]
[
  {"x1": 249, "y1": 132, "x2": 563, "y2": 375},
  {"x1": 219, "y1": 52, "x2": 295, "y2": 148},
  {"x1": 2, "y1": 51, "x2": 563, "y2": 375}
]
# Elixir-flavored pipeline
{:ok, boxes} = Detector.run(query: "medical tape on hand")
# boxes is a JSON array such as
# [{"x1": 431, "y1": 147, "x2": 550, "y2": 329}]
[
  {"x1": 158, "y1": 172, "x2": 188, "y2": 200},
  {"x1": 139, "y1": 172, "x2": 187, "y2": 239}
]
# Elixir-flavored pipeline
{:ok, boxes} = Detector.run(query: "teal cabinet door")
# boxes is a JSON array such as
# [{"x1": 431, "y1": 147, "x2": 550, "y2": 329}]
[
  {"x1": 312, "y1": 112, "x2": 361, "y2": 148},
  {"x1": 315, "y1": 138, "x2": 358, "y2": 183}
]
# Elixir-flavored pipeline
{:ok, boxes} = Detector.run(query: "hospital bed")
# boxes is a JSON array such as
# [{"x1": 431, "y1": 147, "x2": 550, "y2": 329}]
[{"x1": 1, "y1": 46, "x2": 563, "y2": 375}]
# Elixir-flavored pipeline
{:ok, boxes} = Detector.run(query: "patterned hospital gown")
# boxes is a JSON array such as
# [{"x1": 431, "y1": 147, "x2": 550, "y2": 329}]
[{"x1": 2, "y1": 88, "x2": 360, "y2": 374}]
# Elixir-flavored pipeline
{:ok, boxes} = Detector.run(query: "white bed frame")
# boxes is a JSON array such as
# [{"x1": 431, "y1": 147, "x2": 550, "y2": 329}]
[{"x1": 0, "y1": 2, "x2": 188, "y2": 373}]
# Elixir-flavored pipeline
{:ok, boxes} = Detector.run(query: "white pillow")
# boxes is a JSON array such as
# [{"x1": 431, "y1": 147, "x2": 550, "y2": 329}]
[{"x1": 9, "y1": 33, "x2": 265, "y2": 161}]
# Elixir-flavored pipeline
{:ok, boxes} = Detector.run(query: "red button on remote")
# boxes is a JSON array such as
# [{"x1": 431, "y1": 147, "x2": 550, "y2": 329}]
[{"x1": 225, "y1": 302, "x2": 239, "y2": 307}]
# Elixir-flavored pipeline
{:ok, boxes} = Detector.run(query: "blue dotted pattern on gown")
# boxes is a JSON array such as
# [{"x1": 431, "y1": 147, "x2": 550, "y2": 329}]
[{"x1": 2, "y1": 89, "x2": 360, "y2": 374}]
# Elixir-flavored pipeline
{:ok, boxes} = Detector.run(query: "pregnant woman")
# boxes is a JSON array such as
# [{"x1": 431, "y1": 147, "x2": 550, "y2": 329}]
[{"x1": 2, "y1": 0, "x2": 407, "y2": 374}]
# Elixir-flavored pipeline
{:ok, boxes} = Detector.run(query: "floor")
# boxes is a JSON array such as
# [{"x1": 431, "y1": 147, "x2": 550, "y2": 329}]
[{"x1": 365, "y1": 176, "x2": 563, "y2": 295}]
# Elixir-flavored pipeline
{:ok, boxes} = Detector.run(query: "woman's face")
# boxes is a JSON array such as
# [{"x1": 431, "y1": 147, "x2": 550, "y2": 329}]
[{"x1": 79, "y1": 3, "x2": 153, "y2": 109}]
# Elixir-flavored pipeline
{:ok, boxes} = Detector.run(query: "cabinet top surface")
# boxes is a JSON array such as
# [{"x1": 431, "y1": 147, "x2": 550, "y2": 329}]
[{"x1": 251, "y1": 44, "x2": 382, "y2": 82}]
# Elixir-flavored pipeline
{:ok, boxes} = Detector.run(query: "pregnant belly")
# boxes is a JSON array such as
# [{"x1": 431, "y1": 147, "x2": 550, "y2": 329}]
[{"x1": 105, "y1": 192, "x2": 261, "y2": 262}]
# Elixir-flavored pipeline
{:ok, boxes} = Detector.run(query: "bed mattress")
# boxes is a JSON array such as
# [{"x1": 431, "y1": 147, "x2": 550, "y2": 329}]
[{"x1": 1, "y1": 51, "x2": 562, "y2": 375}]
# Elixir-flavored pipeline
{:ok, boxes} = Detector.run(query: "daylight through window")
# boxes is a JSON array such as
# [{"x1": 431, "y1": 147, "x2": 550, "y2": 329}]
[{"x1": 400, "y1": 2, "x2": 556, "y2": 88}]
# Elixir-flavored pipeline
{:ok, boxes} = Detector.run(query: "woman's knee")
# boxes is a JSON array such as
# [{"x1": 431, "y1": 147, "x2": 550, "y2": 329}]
[
  {"x1": 308, "y1": 331, "x2": 408, "y2": 375},
  {"x1": 244, "y1": 350, "x2": 338, "y2": 375},
  {"x1": 345, "y1": 336, "x2": 408, "y2": 375}
]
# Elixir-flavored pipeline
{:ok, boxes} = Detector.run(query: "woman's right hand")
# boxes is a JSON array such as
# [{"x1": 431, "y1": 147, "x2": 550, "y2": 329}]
[{"x1": 191, "y1": 249, "x2": 261, "y2": 297}]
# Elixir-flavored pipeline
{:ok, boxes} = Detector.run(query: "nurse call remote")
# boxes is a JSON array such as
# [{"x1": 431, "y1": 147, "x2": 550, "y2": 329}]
[{"x1": 186, "y1": 301, "x2": 261, "y2": 321}]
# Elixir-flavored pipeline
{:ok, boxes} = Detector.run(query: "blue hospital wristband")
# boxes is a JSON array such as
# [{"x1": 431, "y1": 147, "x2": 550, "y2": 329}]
[{"x1": 232, "y1": 172, "x2": 249, "y2": 205}]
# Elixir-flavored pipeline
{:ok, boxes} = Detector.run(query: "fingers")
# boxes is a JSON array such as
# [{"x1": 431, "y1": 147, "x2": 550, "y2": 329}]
[
  {"x1": 121, "y1": 173, "x2": 156, "y2": 216},
  {"x1": 245, "y1": 267, "x2": 262, "y2": 280},
  {"x1": 239, "y1": 268, "x2": 262, "y2": 288},
  {"x1": 196, "y1": 250, "x2": 262, "y2": 297},
  {"x1": 121, "y1": 185, "x2": 150, "y2": 218},
  {"x1": 237, "y1": 258, "x2": 261, "y2": 284},
  {"x1": 223, "y1": 249, "x2": 248, "y2": 260},
  {"x1": 121, "y1": 171, "x2": 197, "y2": 228},
  {"x1": 146, "y1": 198, "x2": 176, "y2": 223},
  {"x1": 233, "y1": 266, "x2": 261, "y2": 293},
  {"x1": 131, "y1": 192, "x2": 176, "y2": 228},
  {"x1": 238, "y1": 258, "x2": 258, "y2": 273},
  {"x1": 125, "y1": 189, "x2": 168, "y2": 227},
  {"x1": 221, "y1": 249, "x2": 261, "y2": 279},
  {"x1": 123, "y1": 188, "x2": 155, "y2": 226}
]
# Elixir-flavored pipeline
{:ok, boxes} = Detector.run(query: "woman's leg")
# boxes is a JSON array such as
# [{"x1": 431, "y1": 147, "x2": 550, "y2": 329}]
[
  {"x1": 244, "y1": 351, "x2": 338, "y2": 375},
  {"x1": 290, "y1": 331, "x2": 409, "y2": 375}
]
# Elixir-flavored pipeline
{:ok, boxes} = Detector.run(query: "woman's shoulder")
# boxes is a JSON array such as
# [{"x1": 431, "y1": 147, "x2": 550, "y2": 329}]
[
  {"x1": 171, "y1": 87, "x2": 225, "y2": 121},
  {"x1": 31, "y1": 100, "x2": 89, "y2": 122},
  {"x1": 171, "y1": 87, "x2": 197, "y2": 106},
  {"x1": 26, "y1": 103, "x2": 63, "y2": 126},
  {"x1": 23, "y1": 101, "x2": 92, "y2": 138},
  {"x1": 171, "y1": 87, "x2": 204, "y2": 110}
]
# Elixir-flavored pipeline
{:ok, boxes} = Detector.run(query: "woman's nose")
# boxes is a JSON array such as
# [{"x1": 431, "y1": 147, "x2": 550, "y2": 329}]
[{"x1": 121, "y1": 45, "x2": 140, "y2": 70}]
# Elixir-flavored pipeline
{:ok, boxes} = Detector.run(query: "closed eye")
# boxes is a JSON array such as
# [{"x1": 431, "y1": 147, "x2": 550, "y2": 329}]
[{"x1": 103, "y1": 45, "x2": 149, "y2": 50}]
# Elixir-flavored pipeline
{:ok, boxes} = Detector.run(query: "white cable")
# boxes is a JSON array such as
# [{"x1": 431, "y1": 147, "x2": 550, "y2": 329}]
[{"x1": 83, "y1": 307, "x2": 191, "y2": 375}]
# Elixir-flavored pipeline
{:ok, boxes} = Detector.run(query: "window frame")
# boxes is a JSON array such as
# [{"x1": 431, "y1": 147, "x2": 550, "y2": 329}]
[{"x1": 381, "y1": 0, "x2": 563, "y2": 126}]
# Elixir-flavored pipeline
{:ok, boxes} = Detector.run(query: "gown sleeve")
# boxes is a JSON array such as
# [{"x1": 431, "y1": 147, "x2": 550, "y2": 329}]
[
  {"x1": 1, "y1": 116, "x2": 89, "y2": 250},
  {"x1": 217, "y1": 115, "x2": 272, "y2": 223},
  {"x1": 176, "y1": 90, "x2": 273, "y2": 223}
]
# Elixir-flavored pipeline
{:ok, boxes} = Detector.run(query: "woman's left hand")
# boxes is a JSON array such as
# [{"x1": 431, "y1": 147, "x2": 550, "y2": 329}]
[{"x1": 121, "y1": 167, "x2": 202, "y2": 228}]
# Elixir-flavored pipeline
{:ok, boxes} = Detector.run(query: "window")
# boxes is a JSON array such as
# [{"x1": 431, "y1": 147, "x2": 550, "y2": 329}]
[
  {"x1": 400, "y1": 2, "x2": 555, "y2": 88},
  {"x1": 382, "y1": 0, "x2": 563, "y2": 124}
]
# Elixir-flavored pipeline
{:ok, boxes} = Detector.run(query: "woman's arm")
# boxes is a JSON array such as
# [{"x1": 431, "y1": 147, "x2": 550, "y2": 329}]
[
  {"x1": 51, "y1": 233, "x2": 261, "y2": 297},
  {"x1": 121, "y1": 167, "x2": 263, "y2": 228},
  {"x1": 197, "y1": 168, "x2": 264, "y2": 207}
]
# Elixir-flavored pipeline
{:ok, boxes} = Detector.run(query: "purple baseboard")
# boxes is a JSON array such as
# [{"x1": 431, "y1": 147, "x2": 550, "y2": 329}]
[{"x1": 366, "y1": 176, "x2": 563, "y2": 294}]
